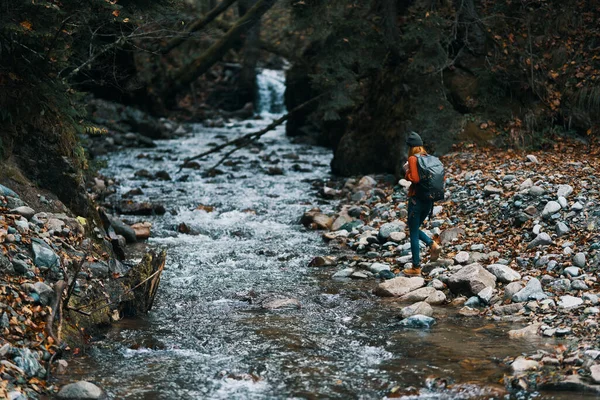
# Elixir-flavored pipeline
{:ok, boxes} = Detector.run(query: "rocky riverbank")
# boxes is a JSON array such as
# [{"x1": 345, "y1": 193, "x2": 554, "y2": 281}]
[
  {"x1": 0, "y1": 134, "x2": 168, "y2": 398},
  {"x1": 302, "y1": 138, "x2": 600, "y2": 394}
]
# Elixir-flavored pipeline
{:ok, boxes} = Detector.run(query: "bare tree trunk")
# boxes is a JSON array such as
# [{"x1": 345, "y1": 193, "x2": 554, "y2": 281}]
[
  {"x1": 236, "y1": 0, "x2": 261, "y2": 109},
  {"x1": 161, "y1": 0, "x2": 239, "y2": 55},
  {"x1": 163, "y1": 0, "x2": 278, "y2": 105},
  {"x1": 377, "y1": 0, "x2": 402, "y2": 63}
]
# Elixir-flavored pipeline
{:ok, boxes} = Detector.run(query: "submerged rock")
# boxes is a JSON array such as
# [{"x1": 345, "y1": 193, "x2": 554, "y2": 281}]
[{"x1": 398, "y1": 314, "x2": 435, "y2": 329}]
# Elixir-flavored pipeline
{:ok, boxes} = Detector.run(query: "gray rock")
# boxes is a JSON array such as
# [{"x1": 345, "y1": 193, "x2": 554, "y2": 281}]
[
  {"x1": 512, "y1": 357, "x2": 540, "y2": 372},
  {"x1": 509, "y1": 324, "x2": 542, "y2": 339},
  {"x1": 10, "y1": 206, "x2": 35, "y2": 219},
  {"x1": 465, "y1": 296, "x2": 482, "y2": 308},
  {"x1": 512, "y1": 278, "x2": 547, "y2": 302},
  {"x1": 261, "y1": 297, "x2": 301, "y2": 310},
  {"x1": 563, "y1": 266, "x2": 581, "y2": 277},
  {"x1": 520, "y1": 178, "x2": 534, "y2": 190},
  {"x1": 0, "y1": 184, "x2": 19, "y2": 198},
  {"x1": 332, "y1": 268, "x2": 354, "y2": 279},
  {"x1": 529, "y1": 186, "x2": 545, "y2": 196},
  {"x1": 351, "y1": 271, "x2": 369, "y2": 279},
  {"x1": 573, "y1": 252, "x2": 586, "y2": 268},
  {"x1": 526, "y1": 154, "x2": 539, "y2": 164},
  {"x1": 57, "y1": 381, "x2": 104, "y2": 399},
  {"x1": 454, "y1": 251, "x2": 470, "y2": 264},
  {"x1": 558, "y1": 196, "x2": 568, "y2": 209},
  {"x1": 378, "y1": 222, "x2": 405, "y2": 242},
  {"x1": 13, "y1": 348, "x2": 44, "y2": 378},
  {"x1": 527, "y1": 233, "x2": 553, "y2": 249},
  {"x1": 557, "y1": 184, "x2": 573, "y2": 198},
  {"x1": 108, "y1": 216, "x2": 137, "y2": 243},
  {"x1": 33, "y1": 282, "x2": 54, "y2": 306},
  {"x1": 556, "y1": 222, "x2": 569, "y2": 236},
  {"x1": 369, "y1": 263, "x2": 390, "y2": 274},
  {"x1": 447, "y1": 263, "x2": 496, "y2": 296},
  {"x1": 1, "y1": 313, "x2": 9, "y2": 328},
  {"x1": 389, "y1": 231, "x2": 406, "y2": 242},
  {"x1": 571, "y1": 202, "x2": 584, "y2": 212},
  {"x1": 400, "y1": 301, "x2": 433, "y2": 318},
  {"x1": 486, "y1": 264, "x2": 521, "y2": 283},
  {"x1": 558, "y1": 295, "x2": 583, "y2": 309},
  {"x1": 484, "y1": 185, "x2": 503, "y2": 195},
  {"x1": 478, "y1": 286, "x2": 494, "y2": 304},
  {"x1": 398, "y1": 314, "x2": 435, "y2": 329},
  {"x1": 583, "y1": 293, "x2": 599, "y2": 305},
  {"x1": 591, "y1": 365, "x2": 600, "y2": 384},
  {"x1": 375, "y1": 276, "x2": 425, "y2": 297},
  {"x1": 11, "y1": 259, "x2": 31, "y2": 275},
  {"x1": 31, "y1": 238, "x2": 60, "y2": 269},
  {"x1": 542, "y1": 201, "x2": 561, "y2": 217},
  {"x1": 572, "y1": 280, "x2": 589, "y2": 291},
  {"x1": 431, "y1": 279, "x2": 444, "y2": 290},
  {"x1": 548, "y1": 278, "x2": 571, "y2": 292},
  {"x1": 398, "y1": 287, "x2": 446, "y2": 305}
]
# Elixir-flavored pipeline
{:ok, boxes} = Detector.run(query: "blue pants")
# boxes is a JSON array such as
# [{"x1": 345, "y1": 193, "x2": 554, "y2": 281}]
[{"x1": 408, "y1": 197, "x2": 433, "y2": 266}]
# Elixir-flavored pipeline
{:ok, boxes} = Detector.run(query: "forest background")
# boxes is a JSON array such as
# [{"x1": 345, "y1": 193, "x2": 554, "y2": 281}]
[{"x1": 1, "y1": 0, "x2": 599, "y2": 216}]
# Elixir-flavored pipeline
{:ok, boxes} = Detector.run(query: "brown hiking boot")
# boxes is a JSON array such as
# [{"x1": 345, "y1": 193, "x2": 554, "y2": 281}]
[
  {"x1": 403, "y1": 267, "x2": 422, "y2": 276},
  {"x1": 430, "y1": 242, "x2": 442, "y2": 262}
]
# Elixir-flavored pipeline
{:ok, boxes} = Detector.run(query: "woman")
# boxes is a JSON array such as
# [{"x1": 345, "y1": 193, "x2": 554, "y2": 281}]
[{"x1": 403, "y1": 132, "x2": 441, "y2": 276}]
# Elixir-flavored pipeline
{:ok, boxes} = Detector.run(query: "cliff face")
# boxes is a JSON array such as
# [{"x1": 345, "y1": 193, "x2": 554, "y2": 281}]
[{"x1": 286, "y1": 0, "x2": 600, "y2": 177}]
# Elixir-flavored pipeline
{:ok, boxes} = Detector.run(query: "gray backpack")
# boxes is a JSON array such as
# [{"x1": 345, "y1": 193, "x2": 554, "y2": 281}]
[{"x1": 415, "y1": 154, "x2": 445, "y2": 202}]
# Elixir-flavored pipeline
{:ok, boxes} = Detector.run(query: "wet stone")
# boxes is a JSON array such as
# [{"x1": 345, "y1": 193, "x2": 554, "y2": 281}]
[
  {"x1": 332, "y1": 268, "x2": 354, "y2": 279},
  {"x1": 398, "y1": 315, "x2": 435, "y2": 329}
]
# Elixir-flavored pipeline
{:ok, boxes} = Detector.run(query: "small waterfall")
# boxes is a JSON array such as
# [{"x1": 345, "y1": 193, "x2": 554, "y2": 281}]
[{"x1": 255, "y1": 68, "x2": 287, "y2": 116}]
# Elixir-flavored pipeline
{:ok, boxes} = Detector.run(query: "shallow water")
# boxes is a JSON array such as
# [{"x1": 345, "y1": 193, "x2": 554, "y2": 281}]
[{"x1": 70, "y1": 72, "x2": 599, "y2": 399}]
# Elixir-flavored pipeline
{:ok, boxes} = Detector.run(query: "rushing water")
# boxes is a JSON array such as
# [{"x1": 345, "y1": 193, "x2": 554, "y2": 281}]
[{"x1": 71, "y1": 70, "x2": 595, "y2": 399}]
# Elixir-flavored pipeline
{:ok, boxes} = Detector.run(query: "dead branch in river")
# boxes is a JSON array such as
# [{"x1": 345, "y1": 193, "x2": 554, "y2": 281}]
[{"x1": 179, "y1": 94, "x2": 323, "y2": 172}]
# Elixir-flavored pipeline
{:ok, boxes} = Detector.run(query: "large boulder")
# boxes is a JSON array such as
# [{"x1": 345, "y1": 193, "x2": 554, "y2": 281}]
[
  {"x1": 447, "y1": 263, "x2": 496, "y2": 296},
  {"x1": 374, "y1": 276, "x2": 425, "y2": 297}
]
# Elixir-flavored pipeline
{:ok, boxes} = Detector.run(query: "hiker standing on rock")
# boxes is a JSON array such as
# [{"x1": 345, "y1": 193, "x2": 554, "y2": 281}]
[{"x1": 402, "y1": 132, "x2": 443, "y2": 276}]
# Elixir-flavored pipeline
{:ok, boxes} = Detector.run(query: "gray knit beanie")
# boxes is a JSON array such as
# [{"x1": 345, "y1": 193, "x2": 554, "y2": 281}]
[{"x1": 406, "y1": 131, "x2": 423, "y2": 147}]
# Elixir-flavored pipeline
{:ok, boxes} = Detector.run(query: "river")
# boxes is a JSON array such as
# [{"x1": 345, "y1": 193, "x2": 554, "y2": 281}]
[{"x1": 68, "y1": 70, "x2": 594, "y2": 399}]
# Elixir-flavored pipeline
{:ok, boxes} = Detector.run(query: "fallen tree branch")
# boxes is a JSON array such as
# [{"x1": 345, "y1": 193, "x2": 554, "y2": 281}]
[
  {"x1": 76, "y1": 267, "x2": 163, "y2": 315},
  {"x1": 179, "y1": 94, "x2": 323, "y2": 171},
  {"x1": 45, "y1": 280, "x2": 67, "y2": 345},
  {"x1": 161, "y1": 0, "x2": 239, "y2": 55},
  {"x1": 163, "y1": 0, "x2": 279, "y2": 102}
]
